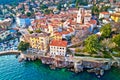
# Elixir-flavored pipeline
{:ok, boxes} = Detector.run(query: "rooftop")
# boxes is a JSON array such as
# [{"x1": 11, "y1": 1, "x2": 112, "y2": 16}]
[{"x1": 50, "y1": 40, "x2": 67, "y2": 47}]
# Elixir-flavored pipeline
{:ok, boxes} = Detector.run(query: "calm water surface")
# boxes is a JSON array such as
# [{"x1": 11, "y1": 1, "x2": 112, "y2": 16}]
[{"x1": 0, "y1": 55, "x2": 120, "y2": 80}]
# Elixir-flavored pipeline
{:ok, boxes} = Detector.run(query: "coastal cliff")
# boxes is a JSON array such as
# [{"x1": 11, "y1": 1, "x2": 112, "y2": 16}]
[{"x1": 18, "y1": 53, "x2": 118, "y2": 77}]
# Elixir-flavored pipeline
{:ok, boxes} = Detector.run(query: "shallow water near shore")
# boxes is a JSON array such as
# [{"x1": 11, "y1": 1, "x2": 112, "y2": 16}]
[{"x1": 0, "y1": 55, "x2": 120, "y2": 80}]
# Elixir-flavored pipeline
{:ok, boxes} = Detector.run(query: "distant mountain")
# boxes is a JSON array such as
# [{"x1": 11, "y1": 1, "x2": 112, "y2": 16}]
[{"x1": 0, "y1": 0, "x2": 25, "y2": 5}]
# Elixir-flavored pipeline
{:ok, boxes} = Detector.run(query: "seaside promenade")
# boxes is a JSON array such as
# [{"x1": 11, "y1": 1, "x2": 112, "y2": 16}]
[{"x1": 0, "y1": 50, "x2": 21, "y2": 56}]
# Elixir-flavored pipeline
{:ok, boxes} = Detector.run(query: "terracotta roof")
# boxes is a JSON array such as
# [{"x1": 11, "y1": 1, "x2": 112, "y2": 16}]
[
  {"x1": 100, "y1": 12, "x2": 109, "y2": 15},
  {"x1": 50, "y1": 40, "x2": 67, "y2": 47},
  {"x1": 24, "y1": 32, "x2": 49, "y2": 39},
  {"x1": 111, "y1": 13, "x2": 120, "y2": 17},
  {"x1": 89, "y1": 20, "x2": 97, "y2": 24}
]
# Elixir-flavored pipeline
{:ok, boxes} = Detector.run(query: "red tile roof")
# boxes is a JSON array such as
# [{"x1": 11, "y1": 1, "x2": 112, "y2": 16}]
[
  {"x1": 100, "y1": 12, "x2": 109, "y2": 15},
  {"x1": 89, "y1": 20, "x2": 97, "y2": 24},
  {"x1": 50, "y1": 40, "x2": 67, "y2": 47}
]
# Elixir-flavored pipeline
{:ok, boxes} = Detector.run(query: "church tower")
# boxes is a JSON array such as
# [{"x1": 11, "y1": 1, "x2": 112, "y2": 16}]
[{"x1": 77, "y1": 8, "x2": 84, "y2": 23}]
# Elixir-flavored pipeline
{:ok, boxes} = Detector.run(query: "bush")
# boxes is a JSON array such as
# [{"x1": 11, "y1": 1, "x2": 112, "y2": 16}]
[
  {"x1": 18, "y1": 41, "x2": 30, "y2": 51},
  {"x1": 35, "y1": 29, "x2": 41, "y2": 33},
  {"x1": 75, "y1": 53, "x2": 85, "y2": 56},
  {"x1": 75, "y1": 48, "x2": 81, "y2": 52},
  {"x1": 113, "y1": 53, "x2": 120, "y2": 57},
  {"x1": 28, "y1": 29, "x2": 33, "y2": 34}
]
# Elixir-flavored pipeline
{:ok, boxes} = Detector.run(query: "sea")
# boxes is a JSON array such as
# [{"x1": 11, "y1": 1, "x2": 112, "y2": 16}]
[{"x1": 0, "y1": 55, "x2": 120, "y2": 80}]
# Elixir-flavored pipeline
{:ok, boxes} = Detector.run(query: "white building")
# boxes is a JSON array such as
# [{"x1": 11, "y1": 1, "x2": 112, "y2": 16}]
[
  {"x1": 99, "y1": 12, "x2": 110, "y2": 19},
  {"x1": 16, "y1": 14, "x2": 31, "y2": 28},
  {"x1": 0, "y1": 30, "x2": 10, "y2": 40},
  {"x1": 50, "y1": 40, "x2": 67, "y2": 57},
  {"x1": 77, "y1": 8, "x2": 84, "y2": 23}
]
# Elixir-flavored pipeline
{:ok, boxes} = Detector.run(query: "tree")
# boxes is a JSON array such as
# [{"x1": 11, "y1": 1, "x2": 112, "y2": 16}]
[
  {"x1": 18, "y1": 41, "x2": 30, "y2": 51},
  {"x1": 75, "y1": 0, "x2": 88, "y2": 8},
  {"x1": 112, "y1": 22, "x2": 120, "y2": 34},
  {"x1": 112, "y1": 34, "x2": 120, "y2": 47},
  {"x1": 26, "y1": 12, "x2": 31, "y2": 17},
  {"x1": 35, "y1": 29, "x2": 41, "y2": 33},
  {"x1": 44, "y1": 9, "x2": 52, "y2": 14},
  {"x1": 100, "y1": 24, "x2": 112, "y2": 38},
  {"x1": 92, "y1": 5, "x2": 99, "y2": 15},
  {"x1": 75, "y1": 48, "x2": 81, "y2": 52},
  {"x1": 100, "y1": 6, "x2": 110, "y2": 12},
  {"x1": 28, "y1": 29, "x2": 33, "y2": 34},
  {"x1": 85, "y1": 34, "x2": 101, "y2": 53},
  {"x1": 57, "y1": 3, "x2": 62, "y2": 10},
  {"x1": 40, "y1": 4, "x2": 48, "y2": 10}
]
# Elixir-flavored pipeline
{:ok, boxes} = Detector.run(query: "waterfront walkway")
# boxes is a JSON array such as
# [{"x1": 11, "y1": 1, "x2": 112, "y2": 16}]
[{"x1": 0, "y1": 50, "x2": 21, "y2": 56}]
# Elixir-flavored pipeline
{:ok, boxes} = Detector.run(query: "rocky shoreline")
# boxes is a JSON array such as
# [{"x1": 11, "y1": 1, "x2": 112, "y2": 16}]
[{"x1": 19, "y1": 53, "x2": 119, "y2": 78}]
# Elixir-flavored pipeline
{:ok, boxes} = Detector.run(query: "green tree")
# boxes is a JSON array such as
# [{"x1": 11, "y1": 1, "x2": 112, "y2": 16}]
[
  {"x1": 57, "y1": 3, "x2": 62, "y2": 10},
  {"x1": 18, "y1": 41, "x2": 30, "y2": 51},
  {"x1": 92, "y1": 5, "x2": 99, "y2": 15},
  {"x1": 35, "y1": 29, "x2": 41, "y2": 33},
  {"x1": 44, "y1": 9, "x2": 52, "y2": 14},
  {"x1": 75, "y1": 48, "x2": 81, "y2": 52},
  {"x1": 28, "y1": 29, "x2": 33, "y2": 34},
  {"x1": 100, "y1": 24, "x2": 112, "y2": 38},
  {"x1": 40, "y1": 4, "x2": 48, "y2": 10},
  {"x1": 112, "y1": 34, "x2": 120, "y2": 47},
  {"x1": 26, "y1": 12, "x2": 31, "y2": 17},
  {"x1": 85, "y1": 34, "x2": 101, "y2": 53},
  {"x1": 100, "y1": 6, "x2": 110, "y2": 12},
  {"x1": 75, "y1": 0, "x2": 80, "y2": 8}
]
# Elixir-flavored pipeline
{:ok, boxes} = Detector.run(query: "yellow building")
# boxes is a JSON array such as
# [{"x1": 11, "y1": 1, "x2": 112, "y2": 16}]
[
  {"x1": 111, "y1": 13, "x2": 120, "y2": 22},
  {"x1": 53, "y1": 32, "x2": 62, "y2": 40},
  {"x1": 23, "y1": 32, "x2": 49, "y2": 52}
]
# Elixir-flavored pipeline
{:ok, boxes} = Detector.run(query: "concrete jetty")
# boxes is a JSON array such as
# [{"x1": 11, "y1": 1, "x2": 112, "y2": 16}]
[{"x1": 0, "y1": 50, "x2": 21, "y2": 56}]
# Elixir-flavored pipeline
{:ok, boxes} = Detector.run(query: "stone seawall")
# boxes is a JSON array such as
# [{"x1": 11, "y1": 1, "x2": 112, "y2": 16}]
[
  {"x1": 0, "y1": 50, "x2": 21, "y2": 56},
  {"x1": 19, "y1": 53, "x2": 118, "y2": 78}
]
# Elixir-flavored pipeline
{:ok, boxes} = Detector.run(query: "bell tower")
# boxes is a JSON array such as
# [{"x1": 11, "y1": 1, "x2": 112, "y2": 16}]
[{"x1": 77, "y1": 8, "x2": 84, "y2": 23}]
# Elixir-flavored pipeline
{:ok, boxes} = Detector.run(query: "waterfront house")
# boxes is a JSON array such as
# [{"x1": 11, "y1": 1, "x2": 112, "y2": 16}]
[
  {"x1": 99, "y1": 12, "x2": 110, "y2": 19},
  {"x1": 0, "y1": 18, "x2": 12, "y2": 29},
  {"x1": 16, "y1": 14, "x2": 31, "y2": 28},
  {"x1": 50, "y1": 40, "x2": 67, "y2": 57},
  {"x1": 0, "y1": 30, "x2": 11, "y2": 41},
  {"x1": 111, "y1": 12, "x2": 120, "y2": 22},
  {"x1": 23, "y1": 32, "x2": 49, "y2": 52}
]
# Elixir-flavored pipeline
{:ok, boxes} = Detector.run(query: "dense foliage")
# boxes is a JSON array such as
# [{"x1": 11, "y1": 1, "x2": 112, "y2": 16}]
[
  {"x1": 35, "y1": 29, "x2": 41, "y2": 33},
  {"x1": 85, "y1": 34, "x2": 101, "y2": 53},
  {"x1": 18, "y1": 41, "x2": 30, "y2": 51},
  {"x1": 100, "y1": 24, "x2": 112, "y2": 38},
  {"x1": 112, "y1": 34, "x2": 120, "y2": 47}
]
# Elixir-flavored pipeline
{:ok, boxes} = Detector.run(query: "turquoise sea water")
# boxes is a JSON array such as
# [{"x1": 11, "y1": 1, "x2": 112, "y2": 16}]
[{"x1": 0, "y1": 55, "x2": 120, "y2": 80}]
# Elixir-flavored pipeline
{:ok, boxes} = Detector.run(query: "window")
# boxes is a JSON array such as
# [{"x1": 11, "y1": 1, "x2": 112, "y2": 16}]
[{"x1": 41, "y1": 39, "x2": 43, "y2": 41}]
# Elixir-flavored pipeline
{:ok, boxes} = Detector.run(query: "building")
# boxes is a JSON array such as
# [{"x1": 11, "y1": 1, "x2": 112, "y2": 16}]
[
  {"x1": 16, "y1": 14, "x2": 31, "y2": 28},
  {"x1": 23, "y1": 32, "x2": 49, "y2": 52},
  {"x1": 0, "y1": 30, "x2": 12, "y2": 41},
  {"x1": 0, "y1": 18, "x2": 12, "y2": 29},
  {"x1": 77, "y1": 8, "x2": 84, "y2": 23},
  {"x1": 111, "y1": 12, "x2": 120, "y2": 22},
  {"x1": 99, "y1": 12, "x2": 110, "y2": 19},
  {"x1": 77, "y1": 8, "x2": 92, "y2": 24},
  {"x1": 53, "y1": 27, "x2": 75, "y2": 41},
  {"x1": 50, "y1": 40, "x2": 67, "y2": 57}
]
